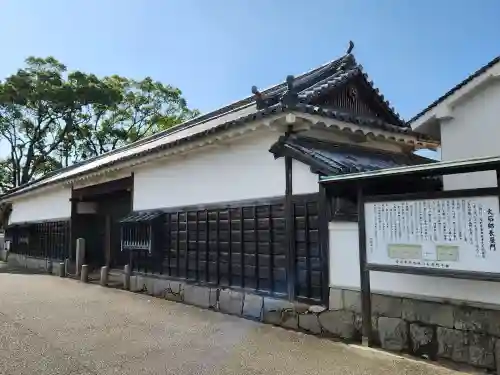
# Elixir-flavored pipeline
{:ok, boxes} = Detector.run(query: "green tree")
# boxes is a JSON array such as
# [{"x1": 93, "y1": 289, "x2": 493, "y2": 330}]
[
  {"x1": 0, "y1": 56, "x2": 198, "y2": 190},
  {"x1": 73, "y1": 75, "x2": 199, "y2": 161}
]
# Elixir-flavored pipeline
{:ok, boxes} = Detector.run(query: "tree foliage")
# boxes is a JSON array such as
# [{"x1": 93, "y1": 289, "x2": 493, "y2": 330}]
[{"x1": 0, "y1": 56, "x2": 199, "y2": 192}]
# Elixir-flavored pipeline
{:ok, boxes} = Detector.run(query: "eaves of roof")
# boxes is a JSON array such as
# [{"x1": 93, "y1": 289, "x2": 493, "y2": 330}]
[
  {"x1": 270, "y1": 135, "x2": 434, "y2": 176},
  {"x1": 0, "y1": 102, "x2": 439, "y2": 201},
  {"x1": 408, "y1": 55, "x2": 500, "y2": 124}
]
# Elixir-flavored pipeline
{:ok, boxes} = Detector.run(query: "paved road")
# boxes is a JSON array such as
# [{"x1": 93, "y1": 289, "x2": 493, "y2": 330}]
[{"x1": 0, "y1": 269, "x2": 472, "y2": 375}]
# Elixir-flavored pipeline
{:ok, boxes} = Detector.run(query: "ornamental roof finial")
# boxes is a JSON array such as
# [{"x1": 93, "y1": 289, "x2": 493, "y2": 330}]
[{"x1": 346, "y1": 40, "x2": 354, "y2": 55}]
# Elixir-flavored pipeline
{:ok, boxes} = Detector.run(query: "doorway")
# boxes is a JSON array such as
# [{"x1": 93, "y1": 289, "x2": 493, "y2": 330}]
[{"x1": 71, "y1": 177, "x2": 133, "y2": 270}]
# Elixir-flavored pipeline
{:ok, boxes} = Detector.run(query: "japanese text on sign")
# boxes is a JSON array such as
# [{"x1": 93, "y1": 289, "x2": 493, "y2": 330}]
[{"x1": 364, "y1": 196, "x2": 500, "y2": 274}]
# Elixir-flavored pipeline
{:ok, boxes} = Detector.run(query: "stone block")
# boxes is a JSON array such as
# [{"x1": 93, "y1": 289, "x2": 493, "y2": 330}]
[
  {"x1": 437, "y1": 327, "x2": 468, "y2": 364},
  {"x1": 218, "y1": 289, "x2": 244, "y2": 315},
  {"x1": 454, "y1": 306, "x2": 500, "y2": 336},
  {"x1": 328, "y1": 288, "x2": 343, "y2": 310},
  {"x1": 184, "y1": 285, "x2": 211, "y2": 309},
  {"x1": 372, "y1": 294, "x2": 402, "y2": 318},
  {"x1": 437, "y1": 327, "x2": 495, "y2": 369},
  {"x1": 263, "y1": 297, "x2": 297, "y2": 329},
  {"x1": 318, "y1": 310, "x2": 355, "y2": 339},
  {"x1": 144, "y1": 277, "x2": 155, "y2": 295},
  {"x1": 354, "y1": 314, "x2": 379, "y2": 343},
  {"x1": 402, "y1": 298, "x2": 454, "y2": 328},
  {"x1": 378, "y1": 317, "x2": 407, "y2": 351},
  {"x1": 242, "y1": 294, "x2": 263, "y2": 320},
  {"x1": 293, "y1": 302, "x2": 310, "y2": 314},
  {"x1": 152, "y1": 279, "x2": 169, "y2": 297},
  {"x1": 468, "y1": 332, "x2": 495, "y2": 369},
  {"x1": 409, "y1": 323, "x2": 435, "y2": 358},
  {"x1": 342, "y1": 290, "x2": 361, "y2": 313},
  {"x1": 129, "y1": 276, "x2": 140, "y2": 292},
  {"x1": 209, "y1": 288, "x2": 218, "y2": 309},
  {"x1": 299, "y1": 313, "x2": 322, "y2": 334},
  {"x1": 164, "y1": 281, "x2": 184, "y2": 302},
  {"x1": 494, "y1": 339, "x2": 500, "y2": 374},
  {"x1": 309, "y1": 305, "x2": 326, "y2": 314}
]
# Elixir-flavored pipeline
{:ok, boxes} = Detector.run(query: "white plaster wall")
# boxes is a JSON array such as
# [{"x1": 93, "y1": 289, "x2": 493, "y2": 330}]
[
  {"x1": 329, "y1": 221, "x2": 500, "y2": 305},
  {"x1": 441, "y1": 80, "x2": 500, "y2": 190},
  {"x1": 292, "y1": 160, "x2": 318, "y2": 194},
  {"x1": 9, "y1": 186, "x2": 71, "y2": 224},
  {"x1": 133, "y1": 129, "x2": 289, "y2": 210}
]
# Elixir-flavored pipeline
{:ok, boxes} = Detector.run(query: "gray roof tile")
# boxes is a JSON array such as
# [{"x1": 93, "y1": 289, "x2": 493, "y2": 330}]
[{"x1": 270, "y1": 135, "x2": 434, "y2": 176}]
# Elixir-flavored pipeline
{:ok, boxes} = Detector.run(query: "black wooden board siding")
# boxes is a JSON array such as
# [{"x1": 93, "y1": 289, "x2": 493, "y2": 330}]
[
  {"x1": 131, "y1": 194, "x2": 323, "y2": 303},
  {"x1": 6, "y1": 220, "x2": 71, "y2": 261}
]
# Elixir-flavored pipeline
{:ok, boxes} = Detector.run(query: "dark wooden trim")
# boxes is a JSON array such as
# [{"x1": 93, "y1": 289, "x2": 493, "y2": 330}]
[
  {"x1": 228, "y1": 209, "x2": 233, "y2": 286},
  {"x1": 215, "y1": 210, "x2": 220, "y2": 284},
  {"x1": 285, "y1": 153, "x2": 295, "y2": 301},
  {"x1": 321, "y1": 159, "x2": 500, "y2": 186},
  {"x1": 176, "y1": 212, "x2": 180, "y2": 278},
  {"x1": 268, "y1": 204, "x2": 274, "y2": 293},
  {"x1": 253, "y1": 206, "x2": 259, "y2": 290},
  {"x1": 367, "y1": 263, "x2": 500, "y2": 282},
  {"x1": 195, "y1": 211, "x2": 199, "y2": 281},
  {"x1": 166, "y1": 213, "x2": 171, "y2": 276},
  {"x1": 72, "y1": 176, "x2": 133, "y2": 200},
  {"x1": 184, "y1": 211, "x2": 189, "y2": 279},
  {"x1": 136, "y1": 196, "x2": 288, "y2": 214},
  {"x1": 304, "y1": 200, "x2": 311, "y2": 298},
  {"x1": 318, "y1": 184, "x2": 331, "y2": 306},
  {"x1": 9, "y1": 217, "x2": 71, "y2": 226},
  {"x1": 240, "y1": 206, "x2": 245, "y2": 288},
  {"x1": 364, "y1": 187, "x2": 499, "y2": 203},
  {"x1": 205, "y1": 209, "x2": 210, "y2": 283},
  {"x1": 70, "y1": 185, "x2": 77, "y2": 261},
  {"x1": 130, "y1": 172, "x2": 135, "y2": 212},
  {"x1": 357, "y1": 184, "x2": 373, "y2": 346}
]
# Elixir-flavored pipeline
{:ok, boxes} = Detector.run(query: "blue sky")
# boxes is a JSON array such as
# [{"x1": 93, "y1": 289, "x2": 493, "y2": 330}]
[{"x1": 0, "y1": 0, "x2": 499, "y2": 159}]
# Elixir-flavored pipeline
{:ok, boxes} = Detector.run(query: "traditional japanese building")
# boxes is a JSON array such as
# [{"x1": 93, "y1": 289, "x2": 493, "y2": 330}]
[{"x1": 0, "y1": 42, "x2": 438, "y2": 306}]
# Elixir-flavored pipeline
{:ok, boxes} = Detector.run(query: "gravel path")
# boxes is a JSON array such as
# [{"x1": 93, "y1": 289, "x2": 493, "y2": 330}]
[{"x1": 0, "y1": 270, "x2": 473, "y2": 375}]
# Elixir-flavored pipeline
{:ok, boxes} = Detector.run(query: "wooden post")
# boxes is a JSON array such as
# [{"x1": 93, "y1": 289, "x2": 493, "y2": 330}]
[
  {"x1": 318, "y1": 184, "x2": 331, "y2": 306},
  {"x1": 357, "y1": 184, "x2": 373, "y2": 346},
  {"x1": 76, "y1": 238, "x2": 85, "y2": 276},
  {"x1": 285, "y1": 152, "x2": 295, "y2": 301},
  {"x1": 64, "y1": 258, "x2": 70, "y2": 277},
  {"x1": 80, "y1": 264, "x2": 89, "y2": 283},
  {"x1": 123, "y1": 264, "x2": 131, "y2": 290}
]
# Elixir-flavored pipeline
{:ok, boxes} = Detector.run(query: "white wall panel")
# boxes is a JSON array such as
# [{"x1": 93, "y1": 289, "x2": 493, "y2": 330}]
[
  {"x1": 9, "y1": 187, "x2": 71, "y2": 224},
  {"x1": 133, "y1": 130, "x2": 289, "y2": 210},
  {"x1": 329, "y1": 221, "x2": 500, "y2": 305},
  {"x1": 441, "y1": 80, "x2": 500, "y2": 190},
  {"x1": 292, "y1": 160, "x2": 318, "y2": 194}
]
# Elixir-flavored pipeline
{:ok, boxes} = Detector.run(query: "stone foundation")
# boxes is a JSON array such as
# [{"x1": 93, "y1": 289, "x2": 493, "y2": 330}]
[
  {"x1": 329, "y1": 286, "x2": 500, "y2": 371},
  {"x1": 6, "y1": 252, "x2": 58, "y2": 275}
]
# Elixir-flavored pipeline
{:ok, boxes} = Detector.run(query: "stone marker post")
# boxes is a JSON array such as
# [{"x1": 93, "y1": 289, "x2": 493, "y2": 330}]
[
  {"x1": 58, "y1": 262, "x2": 66, "y2": 277},
  {"x1": 76, "y1": 238, "x2": 85, "y2": 276},
  {"x1": 123, "y1": 264, "x2": 131, "y2": 290},
  {"x1": 80, "y1": 264, "x2": 89, "y2": 283},
  {"x1": 64, "y1": 258, "x2": 70, "y2": 277},
  {"x1": 100, "y1": 266, "x2": 109, "y2": 286}
]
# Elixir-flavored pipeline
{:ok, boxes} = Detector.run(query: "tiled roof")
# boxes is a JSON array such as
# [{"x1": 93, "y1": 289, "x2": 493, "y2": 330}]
[
  {"x1": 408, "y1": 55, "x2": 500, "y2": 124},
  {"x1": 0, "y1": 46, "x2": 420, "y2": 199},
  {"x1": 270, "y1": 135, "x2": 434, "y2": 176},
  {"x1": 120, "y1": 211, "x2": 163, "y2": 223},
  {"x1": 293, "y1": 104, "x2": 429, "y2": 138}
]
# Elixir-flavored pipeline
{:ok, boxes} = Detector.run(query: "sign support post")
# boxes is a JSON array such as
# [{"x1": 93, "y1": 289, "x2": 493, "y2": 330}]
[{"x1": 357, "y1": 184, "x2": 373, "y2": 346}]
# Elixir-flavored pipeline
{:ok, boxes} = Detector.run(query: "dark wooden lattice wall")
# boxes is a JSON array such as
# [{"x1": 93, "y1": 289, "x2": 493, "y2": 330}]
[{"x1": 130, "y1": 194, "x2": 325, "y2": 303}]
